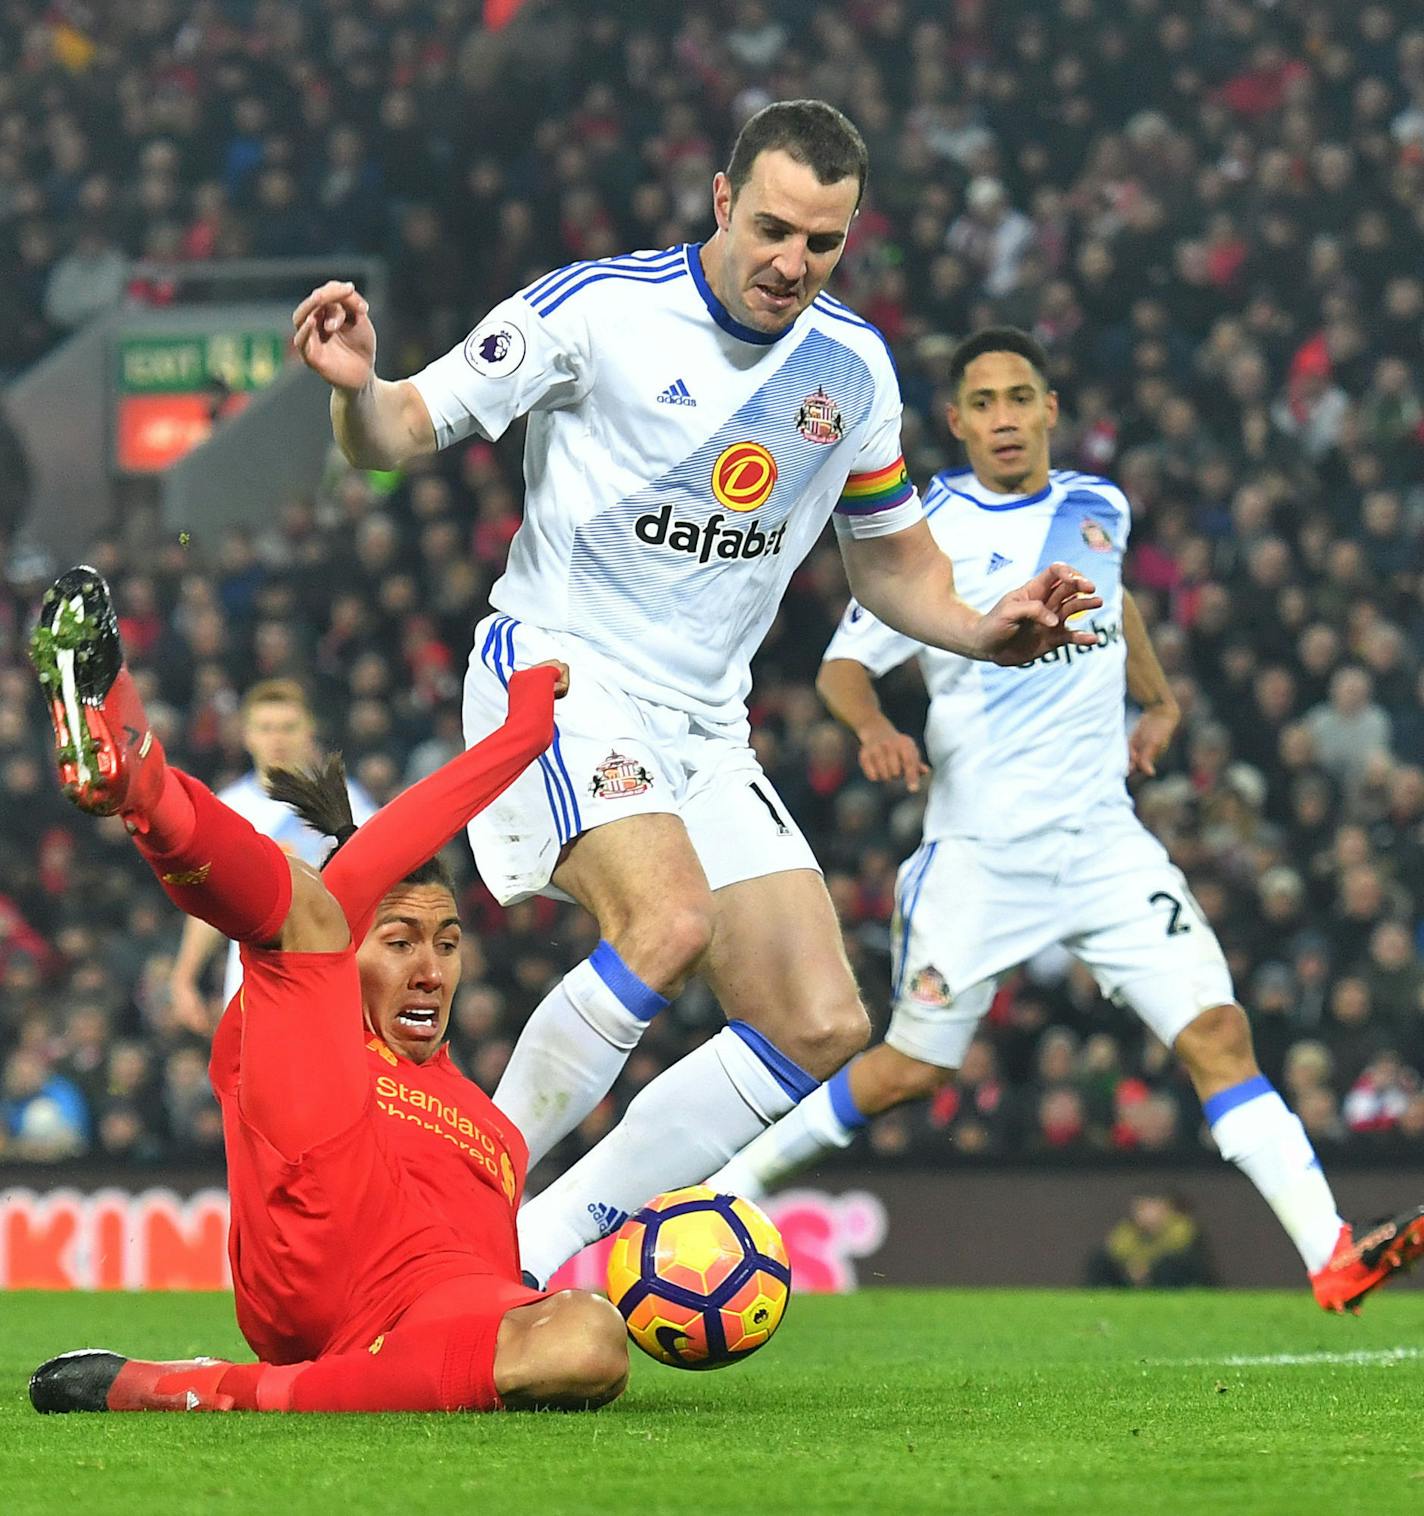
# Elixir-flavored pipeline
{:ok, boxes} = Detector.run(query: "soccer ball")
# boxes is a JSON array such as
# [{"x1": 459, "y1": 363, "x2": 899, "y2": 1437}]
[{"x1": 606, "y1": 1185, "x2": 791, "y2": 1370}]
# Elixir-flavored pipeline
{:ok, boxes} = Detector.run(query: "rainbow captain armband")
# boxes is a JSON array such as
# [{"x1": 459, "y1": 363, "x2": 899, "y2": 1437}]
[{"x1": 835, "y1": 456, "x2": 914, "y2": 517}]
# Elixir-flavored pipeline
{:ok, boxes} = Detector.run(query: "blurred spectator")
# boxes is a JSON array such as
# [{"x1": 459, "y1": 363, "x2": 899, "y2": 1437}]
[
  {"x1": 2, "y1": 1048, "x2": 87, "y2": 1159},
  {"x1": 924, "y1": 1038, "x2": 1020, "y2": 1155},
  {"x1": 41, "y1": 221, "x2": 128, "y2": 332},
  {"x1": 1304, "y1": 668, "x2": 1393, "y2": 790},
  {"x1": 1362, "y1": 921, "x2": 1424, "y2": 1027},
  {"x1": 1343, "y1": 1049, "x2": 1420, "y2": 1138},
  {"x1": 1084, "y1": 1192, "x2": 1216, "y2": 1289},
  {"x1": 946, "y1": 177, "x2": 1035, "y2": 298},
  {"x1": 1032, "y1": 1086, "x2": 1093, "y2": 1153}
]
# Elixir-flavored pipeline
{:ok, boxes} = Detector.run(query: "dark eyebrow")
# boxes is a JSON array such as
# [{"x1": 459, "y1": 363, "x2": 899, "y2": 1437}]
[
  {"x1": 754, "y1": 212, "x2": 844, "y2": 245},
  {"x1": 966, "y1": 384, "x2": 1037, "y2": 400}
]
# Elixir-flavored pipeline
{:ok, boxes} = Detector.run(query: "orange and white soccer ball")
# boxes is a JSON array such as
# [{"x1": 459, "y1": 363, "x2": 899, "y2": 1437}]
[{"x1": 606, "y1": 1184, "x2": 791, "y2": 1370}]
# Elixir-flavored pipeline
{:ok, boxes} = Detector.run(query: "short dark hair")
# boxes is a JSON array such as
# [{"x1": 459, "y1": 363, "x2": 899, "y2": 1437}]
[
  {"x1": 948, "y1": 327, "x2": 1051, "y2": 394},
  {"x1": 726, "y1": 99, "x2": 869, "y2": 209},
  {"x1": 265, "y1": 755, "x2": 456, "y2": 896}
]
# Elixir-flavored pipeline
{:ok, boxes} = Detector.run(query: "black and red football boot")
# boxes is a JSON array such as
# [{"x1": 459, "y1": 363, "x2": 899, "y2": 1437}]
[
  {"x1": 28, "y1": 566, "x2": 165, "y2": 822},
  {"x1": 29, "y1": 1350, "x2": 235, "y2": 1413}
]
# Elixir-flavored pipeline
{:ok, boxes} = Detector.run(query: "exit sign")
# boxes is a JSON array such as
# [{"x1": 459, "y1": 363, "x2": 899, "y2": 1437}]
[
  {"x1": 113, "y1": 329, "x2": 289, "y2": 473},
  {"x1": 117, "y1": 331, "x2": 287, "y2": 394}
]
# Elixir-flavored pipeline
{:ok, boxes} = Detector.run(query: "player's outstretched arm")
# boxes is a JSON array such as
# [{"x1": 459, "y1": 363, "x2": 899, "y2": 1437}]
[
  {"x1": 1122, "y1": 590, "x2": 1181, "y2": 777},
  {"x1": 817, "y1": 658, "x2": 928, "y2": 792},
  {"x1": 320, "y1": 664, "x2": 566, "y2": 941},
  {"x1": 840, "y1": 522, "x2": 1101, "y2": 665},
  {"x1": 291, "y1": 280, "x2": 437, "y2": 469},
  {"x1": 839, "y1": 520, "x2": 982, "y2": 655}
]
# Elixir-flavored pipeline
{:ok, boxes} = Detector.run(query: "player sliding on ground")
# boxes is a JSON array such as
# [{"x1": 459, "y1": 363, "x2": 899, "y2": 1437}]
[
  {"x1": 710, "y1": 327, "x2": 1424, "y2": 1316},
  {"x1": 26, "y1": 567, "x2": 627, "y2": 1414},
  {"x1": 295, "y1": 99, "x2": 1102, "y2": 1287}
]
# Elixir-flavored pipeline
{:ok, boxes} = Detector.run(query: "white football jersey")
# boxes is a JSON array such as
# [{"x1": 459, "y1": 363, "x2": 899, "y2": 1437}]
[
  {"x1": 216, "y1": 771, "x2": 377, "y2": 1003},
  {"x1": 825, "y1": 467, "x2": 1133, "y2": 843},
  {"x1": 409, "y1": 243, "x2": 922, "y2": 724}
]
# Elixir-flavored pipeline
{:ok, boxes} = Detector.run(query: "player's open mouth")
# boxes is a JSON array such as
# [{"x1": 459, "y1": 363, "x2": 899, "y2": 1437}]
[
  {"x1": 395, "y1": 1007, "x2": 441, "y2": 1038},
  {"x1": 993, "y1": 443, "x2": 1025, "y2": 460},
  {"x1": 753, "y1": 285, "x2": 798, "y2": 312}
]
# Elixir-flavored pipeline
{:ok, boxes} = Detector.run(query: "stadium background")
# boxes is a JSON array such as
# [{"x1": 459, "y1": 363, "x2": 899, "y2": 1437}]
[{"x1": 0, "y1": 0, "x2": 1422, "y2": 1291}]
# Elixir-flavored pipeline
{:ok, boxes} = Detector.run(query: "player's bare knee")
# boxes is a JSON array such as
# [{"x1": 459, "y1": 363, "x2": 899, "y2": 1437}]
[
  {"x1": 781, "y1": 997, "x2": 870, "y2": 1081},
  {"x1": 613, "y1": 900, "x2": 714, "y2": 992},
  {"x1": 276, "y1": 859, "x2": 350, "y2": 952},
  {"x1": 566, "y1": 1295, "x2": 629, "y2": 1404},
  {"x1": 1175, "y1": 1002, "x2": 1256, "y2": 1087},
  {"x1": 543, "y1": 1291, "x2": 628, "y2": 1406}
]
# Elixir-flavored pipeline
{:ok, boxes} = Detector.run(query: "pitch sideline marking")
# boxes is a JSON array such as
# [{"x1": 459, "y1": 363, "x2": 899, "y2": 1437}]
[{"x1": 1155, "y1": 1347, "x2": 1424, "y2": 1369}]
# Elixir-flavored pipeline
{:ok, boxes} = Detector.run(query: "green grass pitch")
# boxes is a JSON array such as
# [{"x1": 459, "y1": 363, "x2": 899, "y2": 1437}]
[{"x1": 5, "y1": 1289, "x2": 1423, "y2": 1515}]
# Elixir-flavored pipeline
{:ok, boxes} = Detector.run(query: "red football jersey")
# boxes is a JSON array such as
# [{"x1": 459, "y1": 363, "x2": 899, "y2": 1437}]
[{"x1": 210, "y1": 955, "x2": 530, "y2": 1365}]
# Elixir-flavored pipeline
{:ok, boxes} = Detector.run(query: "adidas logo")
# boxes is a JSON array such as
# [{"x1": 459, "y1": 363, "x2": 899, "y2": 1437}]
[
  {"x1": 656, "y1": 378, "x2": 696, "y2": 406},
  {"x1": 587, "y1": 1200, "x2": 629, "y2": 1237},
  {"x1": 987, "y1": 551, "x2": 1011, "y2": 574}
]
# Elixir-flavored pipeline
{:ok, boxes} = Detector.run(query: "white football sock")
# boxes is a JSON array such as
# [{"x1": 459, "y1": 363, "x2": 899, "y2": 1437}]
[
  {"x1": 494, "y1": 942, "x2": 666, "y2": 1167},
  {"x1": 708, "y1": 1066, "x2": 866, "y2": 1201},
  {"x1": 517, "y1": 1023, "x2": 817, "y2": 1286},
  {"x1": 1207, "y1": 1076, "x2": 1344, "y2": 1274}
]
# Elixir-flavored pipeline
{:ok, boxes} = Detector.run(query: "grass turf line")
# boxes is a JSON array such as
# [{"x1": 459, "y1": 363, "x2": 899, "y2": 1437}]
[{"x1": 4, "y1": 1289, "x2": 1424, "y2": 1516}]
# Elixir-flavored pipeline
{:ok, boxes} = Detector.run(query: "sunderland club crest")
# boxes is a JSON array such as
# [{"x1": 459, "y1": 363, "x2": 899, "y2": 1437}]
[
  {"x1": 909, "y1": 966, "x2": 953, "y2": 1007},
  {"x1": 589, "y1": 750, "x2": 654, "y2": 800},
  {"x1": 1080, "y1": 518, "x2": 1113, "y2": 552},
  {"x1": 795, "y1": 386, "x2": 845, "y2": 445}
]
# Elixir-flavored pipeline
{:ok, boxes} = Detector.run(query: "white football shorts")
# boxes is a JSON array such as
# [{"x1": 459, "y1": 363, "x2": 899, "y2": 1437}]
[
  {"x1": 462, "y1": 612, "x2": 819, "y2": 904},
  {"x1": 887, "y1": 804, "x2": 1236, "y2": 1069}
]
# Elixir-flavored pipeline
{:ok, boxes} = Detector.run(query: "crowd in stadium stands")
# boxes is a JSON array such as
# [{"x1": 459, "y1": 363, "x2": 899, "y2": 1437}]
[{"x1": 0, "y1": 0, "x2": 1422, "y2": 1179}]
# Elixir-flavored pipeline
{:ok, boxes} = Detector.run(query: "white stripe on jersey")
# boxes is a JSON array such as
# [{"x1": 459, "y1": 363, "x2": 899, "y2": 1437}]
[{"x1": 826, "y1": 468, "x2": 1133, "y2": 843}]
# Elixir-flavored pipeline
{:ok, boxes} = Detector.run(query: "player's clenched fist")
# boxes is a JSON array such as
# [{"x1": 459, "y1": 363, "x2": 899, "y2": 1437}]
[
  {"x1": 974, "y1": 561, "x2": 1103, "y2": 667},
  {"x1": 292, "y1": 281, "x2": 377, "y2": 391},
  {"x1": 532, "y1": 659, "x2": 572, "y2": 699}
]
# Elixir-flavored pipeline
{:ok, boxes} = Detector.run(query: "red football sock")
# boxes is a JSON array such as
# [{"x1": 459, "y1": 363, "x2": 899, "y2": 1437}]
[
  {"x1": 136, "y1": 763, "x2": 198, "y2": 851},
  {"x1": 109, "y1": 1357, "x2": 235, "y2": 1412},
  {"x1": 323, "y1": 665, "x2": 556, "y2": 940},
  {"x1": 252, "y1": 1313, "x2": 504, "y2": 1413},
  {"x1": 133, "y1": 769, "x2": 292, "y2": 944}
]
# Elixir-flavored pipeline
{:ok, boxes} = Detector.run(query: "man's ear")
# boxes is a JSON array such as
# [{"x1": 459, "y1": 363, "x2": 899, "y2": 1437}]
[{"x1": 712, "y1": 171, "x2": 733, "y2": 234}]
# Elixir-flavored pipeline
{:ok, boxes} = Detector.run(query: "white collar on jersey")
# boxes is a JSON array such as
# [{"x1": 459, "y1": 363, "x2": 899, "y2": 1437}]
[{"x1": 935, "y1": 468, "x2": 1056, "y2": 512}]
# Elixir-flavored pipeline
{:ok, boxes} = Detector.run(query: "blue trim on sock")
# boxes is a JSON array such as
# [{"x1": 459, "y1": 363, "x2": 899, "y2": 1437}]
[
  {"x1": 1203, "y1": 1074, "x2": 1275, "y2": 1128},
  {"x1": 728, "y1": 1020, "x2": 819, "y2": 1103},
  {"x1": 827, "y1": 1066, "x2": 868, "y2": 1131},
  {"x1": 588, "y1": 940, "x2": 667, "y2": 1021}
]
